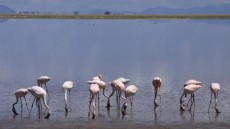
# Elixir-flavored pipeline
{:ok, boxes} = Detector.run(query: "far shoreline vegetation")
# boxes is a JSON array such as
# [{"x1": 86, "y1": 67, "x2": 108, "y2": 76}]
[{"x1": 0, "y1": 12, "x2": 230, "y2": 19}]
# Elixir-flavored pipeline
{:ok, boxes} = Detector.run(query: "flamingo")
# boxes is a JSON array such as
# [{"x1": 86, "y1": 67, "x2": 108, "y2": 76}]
[
  {"x1": 92, "y1": 74, "x2": 103, "y2": 81},
  {"x1": 106, "y1": 77, "x2": 130, "y2": 108},
  {"x1": 184, "y1": 79, "x2": 202, "y2": 87},
  {"x1": 27, "y1": 86, "x2": 51, "y2": 119},
  {"x1": 180, "y1": 84, "x2": 202, "y2": 111},
  {"x1": 184, "y1": 79, "x2": 202, "y2": 106},
  {"x1": 152, "y1": 77, "x2": 162, "y2": 106},
  {"x1": 121, "y1": 85, "x2": 138, "y2": 115},
  {"x1": 37, "y1": 76, "x2": 52, "y2": 99},
  {"x1": 208, "y1": 83, "x2": 220, "y2": 114},
  {"x1": 62, "y1": 81, "x2": 73, "y2": 113},
  {"x1": 87, "y1": 74, "x2": 108, "y2": 103},
  {"x1": 12, "y1": 88, "x2": 29, "y2": 116},
  {"x1": 88, "y1": 83, "x2": 100, "y2": 119}
]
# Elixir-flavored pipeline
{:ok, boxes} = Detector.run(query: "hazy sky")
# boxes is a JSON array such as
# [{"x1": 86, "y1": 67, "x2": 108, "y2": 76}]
[{"x1": 1, "y1": 0, "x2": 230, "y2": 13}]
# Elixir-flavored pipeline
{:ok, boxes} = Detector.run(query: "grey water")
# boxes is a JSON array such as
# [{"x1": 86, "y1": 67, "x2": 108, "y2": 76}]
[{"x1": 0, "y1": 18, "x2": 230, "y2": 128}]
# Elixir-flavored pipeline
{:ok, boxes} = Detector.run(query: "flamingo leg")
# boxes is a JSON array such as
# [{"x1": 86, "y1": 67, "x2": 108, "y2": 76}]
[
  {"x1": 36, "y1": 98, "x2": 41, "y2": 119},
  {"x1": 88, "y1": 94, "x2": 92, "y2": 117},
  {"x1": 20, "y1": 97, "x2": 23, "y2": 116},
  {"x1": 208, "y1": 92, "x2": 212, "y2": 113},
  {"x1": 189, "y1": 94, "x2": 195, "y2": 111},
  {"x1": 214, "y1": 92, "x2": 220, "y2": 114},
  {"x1": 24, "y1": 97, "x2": 29, "y2": 114},
  {"x1": 29, "y1": 97, "x2": 36, "y2": 117}
]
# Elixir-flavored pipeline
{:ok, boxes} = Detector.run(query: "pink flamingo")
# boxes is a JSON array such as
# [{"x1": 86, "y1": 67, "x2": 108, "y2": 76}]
[
  {"x1": 88, "y1": 83, "x2": 100, "y2": 119},
  {"x1": 121, "y1": 85, "x2": 138, "y2": 115},
  {"x1": 208, "y1": 83, "x2": 220, "y2": 114},
  {"x1": 37, "y1": 76, "x2": 52, "y2": 99},
  {"x1": 12, "y1": 88, "x2": 29, "y2": 116},
  {"x1": 152, "y1": 77, "x2": 162, "y2": 106},
  {"x1": 62, "y1": 81, "x2": 73, "y2": 112},
  {"x1": 106, "y1": 77, "x2": 130, "y2": 108},
  {"x1": 180, "y1": 84, "x2": 202, "y2": 111},
  {"x1": 87, "y1": 74, "x2": 108, "y2": 103},
  {"x1": 27, "y1": 86, "x2": 51, "y2": 119},
  {"x1": 184, "y1": 79, "x2": 202, "y2": 106}
]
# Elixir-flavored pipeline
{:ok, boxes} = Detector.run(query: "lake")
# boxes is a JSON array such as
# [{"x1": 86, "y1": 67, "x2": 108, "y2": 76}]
[{"x1": 0, "y1": 18, "x2": 230, "y2": 128}]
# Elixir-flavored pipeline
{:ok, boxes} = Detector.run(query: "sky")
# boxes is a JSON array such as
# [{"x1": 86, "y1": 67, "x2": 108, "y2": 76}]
[{"x1": 1, "y1": 0, "x2": 230, "y2": 13}]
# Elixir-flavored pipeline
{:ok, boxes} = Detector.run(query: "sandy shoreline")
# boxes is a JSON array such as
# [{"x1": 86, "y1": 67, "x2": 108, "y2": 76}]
[{"x1": 0, "y1": 119, "x2": 229, "y2": 129}]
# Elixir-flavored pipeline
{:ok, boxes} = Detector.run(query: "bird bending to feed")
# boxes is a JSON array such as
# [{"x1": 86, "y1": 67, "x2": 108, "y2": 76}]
[
  {"x1": 12, "y1": 88, "x2": 29, "y2": 116},
  {"x1": 106, "y1": 77, "x2": 130, "y2": 108},
  {"x1": 180, "y1": 84, "x2": 202, "y2": 111},
  {"x1": 87, "y1": 74, "x2": 108, "y2": 104},
  {"x1": 184, "y1": 79, "x2": 202, "y2": 87},
  {"x1": 62, "y1": 81, "x2": 73, "y2": 112},
  {"x1": 88, "y1": 83, "x2": 100, "y2": 119},
  {"x1": 121, "y1": 85, "x2": 138, "y2": 115},
  {"x1": 152, "y1": 77, "x2": 162, "y2": 106},
  {"x1": 37, "y1": 76, "x2": 52, "y2": 99},
  {"x1": 183, "y1": 79, "x2": 202, "y2": 107},
  {"x1": 27, "y1": 86, "x2": 51, "y2": 119},
  {"x1": 208, "y1": 83, "x2": 220, "y2": 114}
]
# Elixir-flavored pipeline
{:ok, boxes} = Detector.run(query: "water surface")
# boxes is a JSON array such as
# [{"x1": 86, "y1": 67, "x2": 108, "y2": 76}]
[{"x1": 0, "y1": 18, "x2": 230, "y2": 128}]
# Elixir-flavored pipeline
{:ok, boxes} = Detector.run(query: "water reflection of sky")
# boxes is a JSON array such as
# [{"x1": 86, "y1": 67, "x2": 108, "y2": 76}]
[{"x1": 0, "y1": 19, "x2": 230, "y2": 85}]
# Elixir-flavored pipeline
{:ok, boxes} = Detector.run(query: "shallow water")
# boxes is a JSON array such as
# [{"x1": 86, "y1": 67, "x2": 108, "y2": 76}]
[{"x1": 0, "y1": 18, "x2": 230, "y2": 128}]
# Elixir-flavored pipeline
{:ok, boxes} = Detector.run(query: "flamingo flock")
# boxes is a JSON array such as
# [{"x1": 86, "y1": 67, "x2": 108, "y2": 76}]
[{"x1": 11, "y1": 75, "x2": 221, "y2": 120}]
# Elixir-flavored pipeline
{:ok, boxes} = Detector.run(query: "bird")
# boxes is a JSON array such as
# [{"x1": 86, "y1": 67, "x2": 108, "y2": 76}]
[
  {"x1": 27, "y1": 86, "x2": 51, "y2": 119},
  {"x1": 12, "y1": 88, "x2": 29, "y2": 116},
  {"x1": 87, "y1": 74, "x2": 108, "y2": 104},
  {"x1": 106, "y1": 77, "x2": 130, "y2": 108},
  {"x1": 152, "y1": 77, "x2": 162, "y2": 106},
  {"x1": 180, "y1": 84, "x2": 202, "y2": 111},
  {"x1": 121, "y1": 85, "x2": 138, "y2": 115},
  {"x1": 183, "y1": 79, "x2": 202, "y2": 107},
  {"x1": 62, "y1": 81, "x2": 73, "y2": 113},
  {"x1": 184, "y1": 79, "x2": 202, "y2": 87},
  {"x1": 88, "y1": 83, "x2": 100, "y2": 119},
  {"x1": 92, "y1": 74, "x2": 103, "y2": 81},
  {"x1": 208, "y1": 83, "x2": 220, "y2": 114},
  {"x1": 37, "y1": 76, "x2": 52, "y2": 100},
  {"x1": 116, "y1": 77, "x2": 130, "y2": 85}
]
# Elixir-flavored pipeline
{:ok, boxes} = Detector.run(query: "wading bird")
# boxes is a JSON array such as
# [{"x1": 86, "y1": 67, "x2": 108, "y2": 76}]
[
  {"x1": 208, "y1": 83, "x2": 220, "y2": 114},
  {"x1": 62, "y1": 81, "x2": 73, "y2": 112},
  {"x1": 12, "y1": 88, "x2": 29, "y2": 116},
  {"x1": 28, "y1": 86, "x2": 51, "y2": 119},
  {"x1": 106, "y1": 77, "x2": 130, "y2": 108},
  {"x1": 121, "y1": 85, "x2": 138, "y2": 115},
  {"x1": 180, "y1": 84, "x2": 202, "y2": 111},
  {"x1": 184, "y1": 79, "x2": 202, "y2": 107},
  {"x1": 152, "y1": 77, "x2": 162, "y2": 106},
  {"x1": 37, "y1": 76, "x2": 52, "y2": 99},
  {"x1": 87, "y1": 74, "x2": 108, "y2": 103},
  {"x1": 88, "y1": 83, "x2": 100, "y2": 119}
]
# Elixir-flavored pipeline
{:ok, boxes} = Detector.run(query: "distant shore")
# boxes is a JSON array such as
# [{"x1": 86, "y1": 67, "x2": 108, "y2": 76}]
[{"x1": 0, "y1": 13, "x2": 230, "y2": 19}]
